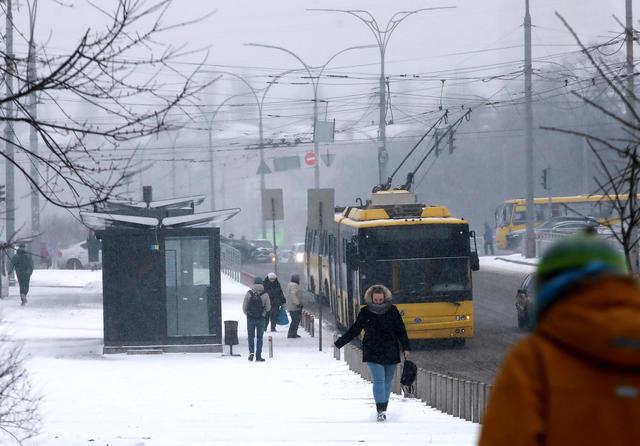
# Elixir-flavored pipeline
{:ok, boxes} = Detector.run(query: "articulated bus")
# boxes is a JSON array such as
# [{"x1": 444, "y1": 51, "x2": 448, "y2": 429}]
[
  {"x1": 494, "y1": 194, "x2": 620, "y2": 250},
  {"x1": 305, "y1": 191, "x2": 480, "y2": 346}
]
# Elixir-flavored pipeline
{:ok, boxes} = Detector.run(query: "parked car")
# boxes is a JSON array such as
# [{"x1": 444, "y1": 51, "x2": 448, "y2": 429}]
[
  {"x1": 289, "y1": 242, "x2": 305, "y2": 263},
  {"x1": 506, "y1": 216, "x2": 599, "y2": 249},
  {"x1": 221, "y1": 236, "x2": 256, "y2": 264},
  {"x1": 515, "y1": 273, "x2": 535, "y2": 329},
  {"x1": 249, "y1": 239, "x2": 275, "y2": 263},
  {"x1": 57, "y1": 240, "x2": 101, "y2": 270}
]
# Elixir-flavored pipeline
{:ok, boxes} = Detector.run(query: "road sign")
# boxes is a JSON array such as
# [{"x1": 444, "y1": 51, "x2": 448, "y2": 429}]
[
  {"x1": 304, "y1": 152, "x2": 317, "y2": 166},
  {"x1": 307, "y1": 189, "x2": 335, "y2": 231},
  {"x1": 321, "y1": 153, "x2": 336, "y2": 167},
  {"x1": 256, "y1": 160, "x2": 272, "y2": 175},
  {"x1": 262, "y1": 189, "x2": 284, "y2": 221}
]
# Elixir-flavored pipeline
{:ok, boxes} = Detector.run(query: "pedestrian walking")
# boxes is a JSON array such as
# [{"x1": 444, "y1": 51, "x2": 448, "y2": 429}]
[
  {"x1": 483, "y1": 222, "x2": 495, "y2": 256},
  {"x1": 10, "y1": 244, "x2": 34, "y2": 306},
  {"x1": 333, "y1": 284, "x2": 411, "y2": 422},
  {"x1": 284, "y1": 273, "x2": 303, "y2": 338},
  {"x1": 242, "y1": 276, "x2": 271, "y2": 362},
  {"x1": 480, "y1": 234, "x2": 640, "y2": 445},
  {"x1": 263, "y1": 272, "x2": 285, "y2": 332}
]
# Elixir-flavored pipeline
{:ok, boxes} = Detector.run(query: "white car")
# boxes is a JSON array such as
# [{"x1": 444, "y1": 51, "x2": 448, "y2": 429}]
[{"x1": 57, "y1": 241, "x2": 101, "y2": 270}]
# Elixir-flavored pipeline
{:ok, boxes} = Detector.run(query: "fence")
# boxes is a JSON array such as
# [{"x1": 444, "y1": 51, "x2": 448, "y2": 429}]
[
  {"x1": 334, "y1": 334, "x2": 492, "y2": 424},
  {"x1": 220, "y1": 243, "x2": 242, "y2": 282}
]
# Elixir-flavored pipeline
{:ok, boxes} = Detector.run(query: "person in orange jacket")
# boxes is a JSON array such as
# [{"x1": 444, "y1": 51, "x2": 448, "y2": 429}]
[{"x1": 479, "y1": 234, "x2": 640, "y2": 446}]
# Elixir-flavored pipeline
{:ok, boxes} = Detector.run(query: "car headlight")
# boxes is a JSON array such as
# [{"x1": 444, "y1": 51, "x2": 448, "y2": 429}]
[{"x1": 295, "y1": 252, "x2": 304, "y2": 263}]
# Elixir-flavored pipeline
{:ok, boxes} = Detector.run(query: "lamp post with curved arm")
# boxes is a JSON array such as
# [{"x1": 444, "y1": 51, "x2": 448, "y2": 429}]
[
  {"x1": 204, "y1": 92, "x2": 254, "y2": 210},
  {"x1": 308, "y1": 8, "x2": 455, "y2": 183},
  {"x1": 210, "y1": 70, "x2": 301, "y2": 237},
  {"x1": 245, "y1": 43, "x2": 375, "y2": 189}
]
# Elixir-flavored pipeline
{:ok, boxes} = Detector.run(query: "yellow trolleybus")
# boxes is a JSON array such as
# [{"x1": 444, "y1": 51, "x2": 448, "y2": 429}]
[
  {"x1": 494, "y1": 194, "x2": 619, "y2": 250},
  {"x1": 306, "y1": 191, "x2": 480, "y2": 346}
]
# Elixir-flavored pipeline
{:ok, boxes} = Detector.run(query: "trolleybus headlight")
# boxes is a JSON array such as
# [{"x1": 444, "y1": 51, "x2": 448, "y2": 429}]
[{"x1": 455, "y1": 315, "x2": 470, "y2": 321}]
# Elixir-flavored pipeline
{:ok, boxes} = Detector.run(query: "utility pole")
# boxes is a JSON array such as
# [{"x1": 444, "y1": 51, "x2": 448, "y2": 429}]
[
  {"x1": 4, "y1": 0, "x2": 15, "y2": 242},
  {"x1": 524, "y1": 0, "x2": 536, "y2": 258},
  {"x1": 27, "y1": 1, "x2": 39, "y2": 236},
  {"x1": 626, "y1": 0, "x2": 639, "y2": 272}
]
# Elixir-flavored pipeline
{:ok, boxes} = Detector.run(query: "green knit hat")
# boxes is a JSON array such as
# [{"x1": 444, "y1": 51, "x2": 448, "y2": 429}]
[{"x1": 537, "y1": 235, "x2": 627, "y2": 278}]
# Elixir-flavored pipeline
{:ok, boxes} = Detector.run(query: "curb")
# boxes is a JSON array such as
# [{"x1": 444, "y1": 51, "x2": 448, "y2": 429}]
[{"x1": 493, "y1": 257, "x2": 537, "y2": 267}]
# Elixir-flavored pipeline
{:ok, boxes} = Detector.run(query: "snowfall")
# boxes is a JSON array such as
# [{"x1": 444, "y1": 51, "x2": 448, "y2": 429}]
[{"x1": 0, "y1": 258, "x2": 535, "y2": 446}]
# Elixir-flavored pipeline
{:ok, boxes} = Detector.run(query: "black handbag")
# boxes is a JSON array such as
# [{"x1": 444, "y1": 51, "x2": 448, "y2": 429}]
[{"x1": 401, "y1": 359, "x2": 417, "y2": 395}]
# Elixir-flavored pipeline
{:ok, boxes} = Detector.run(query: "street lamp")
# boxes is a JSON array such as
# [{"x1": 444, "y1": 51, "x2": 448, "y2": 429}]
[
  {"x1": 308, "y1": 7, "x2": 455, "y2": 183},
  {"x1": 210, "y1": 69, "x2": 301, "y2": 237},
  {"x1": 204, "y1": 92, "x2": 254, "y2": 210},
  {"x1": 245, "y1": 43, "x2": 375, "y2": 189}
]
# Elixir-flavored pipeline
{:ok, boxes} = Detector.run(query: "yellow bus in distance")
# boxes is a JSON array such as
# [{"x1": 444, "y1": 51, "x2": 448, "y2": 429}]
[{"x1": 494, "y1": 194, "x2": 618, "y2": 250}]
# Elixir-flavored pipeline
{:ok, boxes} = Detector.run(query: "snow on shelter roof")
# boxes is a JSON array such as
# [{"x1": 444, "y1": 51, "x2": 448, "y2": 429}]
[{"x1": 80, "y1": 208, "x2": 241, "y2": 231}]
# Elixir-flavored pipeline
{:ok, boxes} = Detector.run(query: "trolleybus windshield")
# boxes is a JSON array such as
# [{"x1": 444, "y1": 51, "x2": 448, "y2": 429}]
[
  {"x1": 362, "y1": 256, "x2": 470, "y2": 303},
  {"x1": 357, "y1": 225, "x2": 472, "y2": 303}
]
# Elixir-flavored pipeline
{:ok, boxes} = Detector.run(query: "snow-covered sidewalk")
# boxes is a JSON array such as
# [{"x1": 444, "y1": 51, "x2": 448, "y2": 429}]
[{"x1": 0, "y1": 270, "x2": 479, "y2": 446}]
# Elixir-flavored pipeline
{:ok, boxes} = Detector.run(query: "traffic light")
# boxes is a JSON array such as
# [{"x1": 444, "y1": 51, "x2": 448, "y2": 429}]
[
  {"x1": 448, "y1": 126, "x2": 456, "y2": 154},
  {"x1": 541, "y1": 168, "x2": 550, "y2": 190}
]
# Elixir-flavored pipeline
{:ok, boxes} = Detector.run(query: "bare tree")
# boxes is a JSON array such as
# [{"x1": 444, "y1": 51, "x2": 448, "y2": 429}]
[
  {"x1": 0, "y1": 342, "x2": 40, "y2": 444},
  {"x1": 543, "y1": 13, "x2": 640, "y2": 271},
  {"x1": 0, "y1": 0, "x2": 214, "y2": 208}
]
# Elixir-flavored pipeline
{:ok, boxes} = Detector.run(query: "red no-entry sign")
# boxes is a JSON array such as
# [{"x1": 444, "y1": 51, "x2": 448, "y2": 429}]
[{"x1": 304, "y1": 151, "x2": 317, "y2": 166}]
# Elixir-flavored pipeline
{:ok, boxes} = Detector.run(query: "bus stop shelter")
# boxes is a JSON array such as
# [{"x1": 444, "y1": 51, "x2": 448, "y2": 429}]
[{"x1": 80, "y1": 192, "x2": 240, "y2": 354}]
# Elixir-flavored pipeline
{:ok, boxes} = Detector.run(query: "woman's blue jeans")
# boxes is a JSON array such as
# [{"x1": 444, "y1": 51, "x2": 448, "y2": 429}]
[{"x1": 367, "y1": 362, "x2": 397, "y2": 404}]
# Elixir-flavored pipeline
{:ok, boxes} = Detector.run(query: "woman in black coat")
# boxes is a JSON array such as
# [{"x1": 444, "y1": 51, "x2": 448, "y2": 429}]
[{"x1": 334, "y1": 284, "x2": 411, "y2": 422}]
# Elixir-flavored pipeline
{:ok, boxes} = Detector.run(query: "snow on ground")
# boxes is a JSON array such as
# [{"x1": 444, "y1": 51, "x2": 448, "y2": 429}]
[
  {"x1": 0, "y1": 270, "x2": 480, "y2": 446},
  {"x1": 479, "y1": 253, "x2": 536, "y2": 275}
]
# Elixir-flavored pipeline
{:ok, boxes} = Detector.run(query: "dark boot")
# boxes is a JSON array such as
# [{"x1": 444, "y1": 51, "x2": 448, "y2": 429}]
[
  {"x1": 376, "y1": 403, "x2": 384, "y2": 414},
  {"x1": 381, "y1": 402, "x2": 388, "y2": 412}
]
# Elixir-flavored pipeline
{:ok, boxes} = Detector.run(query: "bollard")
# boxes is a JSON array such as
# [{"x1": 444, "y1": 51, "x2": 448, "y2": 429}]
[
  {"x1": 446, "y1": 376, "x2": 453, "y2": 415},
  {"x1": 472, "y1": 381, "x2": 480, "y2": 423},
  {"x1": 464, "y1": 380, "x2": 472, "y2": 422},
  {"x1": 478, "y1": 382, "x2": 487, "y2": 422},
  {"x1": 333, "y1": 334, "x2": 340, "y2": 360},
  {"x1": 310, "y1": 315, "x2": 315, "y2": 337},
  {"x1": 452, "y1": 378, "x2": 460, "y2": 418},
  {"x1": 428, "y1": 372, "x2": 436, "y2": 408},
  {"x1": 268, "y1": 335, "x2": 273, "y2": 358},
  {"x1": 436, "y1": 374, "x2": 444, "y2": 412}
]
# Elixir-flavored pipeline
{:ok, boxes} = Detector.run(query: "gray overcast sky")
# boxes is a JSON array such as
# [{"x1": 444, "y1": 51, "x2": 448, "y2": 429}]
[{"x1": 23, "y1": 1, "x2": 638, "y2": 79}]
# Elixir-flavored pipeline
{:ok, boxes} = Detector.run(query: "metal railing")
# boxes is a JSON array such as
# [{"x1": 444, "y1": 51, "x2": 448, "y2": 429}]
[
  {"x1": 220, "y1": 243, "x2": 242, "y2": 282},
  {"x1": 334, "y1": 335, "x2": 492, "y2": 424}
]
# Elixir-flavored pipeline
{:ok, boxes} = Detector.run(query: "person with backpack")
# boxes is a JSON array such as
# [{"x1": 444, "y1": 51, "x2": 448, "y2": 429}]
[
  {"x1": 263, "y1": 272, "x2": 285, "y2": 332},
  {"x1": 333, "y1": 284, "x2": 411, "y2": 422},
  {"x1": 480, "y1": 234, "x2": 640, "y2": 445},
  {"x1": 242, "y1": 276, "x2": 271, "y2": 362}
]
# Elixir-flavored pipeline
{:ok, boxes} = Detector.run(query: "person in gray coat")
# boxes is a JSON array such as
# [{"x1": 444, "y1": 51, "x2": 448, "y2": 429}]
[
  {"x1": 10, "y1": 244, "x2": 34, "y2": 306},
  {"x1": 242, "y1": 276, "x2": 271, "y2": 361},
  {"x1": 284, "y1": 273, "x2": 303, "y2": 338}
]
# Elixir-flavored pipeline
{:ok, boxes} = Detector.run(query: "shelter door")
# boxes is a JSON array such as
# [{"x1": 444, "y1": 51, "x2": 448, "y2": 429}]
[{"x1": 165, "y1": 237, "x2": 211, "y2": 337}]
